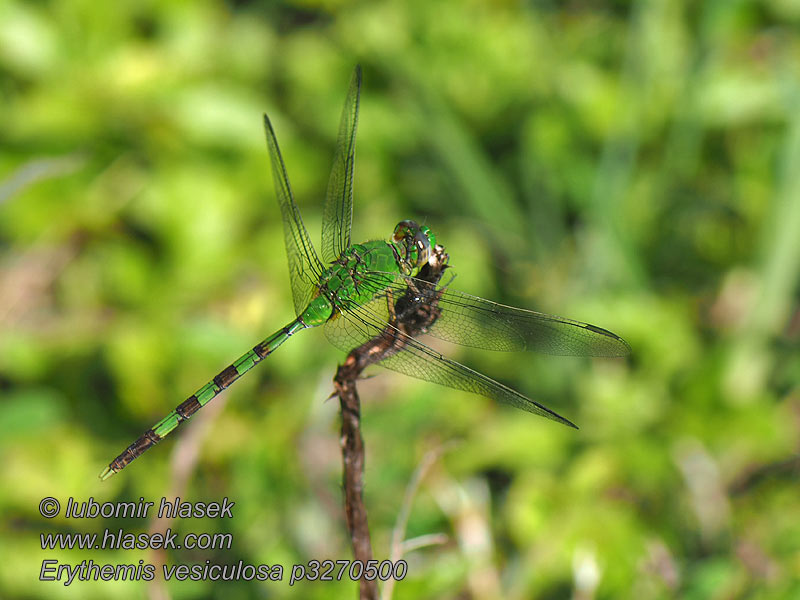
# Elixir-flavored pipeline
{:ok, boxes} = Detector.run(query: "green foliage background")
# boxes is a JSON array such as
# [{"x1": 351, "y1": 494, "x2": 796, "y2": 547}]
[{"x1": 2, "y1": 1, "x2": 799, "y2": 598}]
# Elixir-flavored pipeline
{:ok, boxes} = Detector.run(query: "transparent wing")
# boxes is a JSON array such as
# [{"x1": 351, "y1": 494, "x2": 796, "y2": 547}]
[
  {"x1": 321, "y1": 65, "x2": 362, "y2": 264},
  {"x1": 354, "y1": 272, "x2": 631, "y2": 356},
  {"x1": 263, "y1": 114, "x2": 325, "y2": 315},
  {"x1": 324, "y1": 295, "x2": 577, "y2": 428}
]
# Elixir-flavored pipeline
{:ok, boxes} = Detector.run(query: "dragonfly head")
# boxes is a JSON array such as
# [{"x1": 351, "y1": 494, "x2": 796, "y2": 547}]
[{"x1": 392, "y1": 220, "x2": 436, "y2": 273}]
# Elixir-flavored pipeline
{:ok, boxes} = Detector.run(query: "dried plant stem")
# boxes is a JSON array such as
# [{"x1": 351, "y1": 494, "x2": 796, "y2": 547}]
[{"x1": 334, "y1": 245, "x2": 449, "y2": 600}]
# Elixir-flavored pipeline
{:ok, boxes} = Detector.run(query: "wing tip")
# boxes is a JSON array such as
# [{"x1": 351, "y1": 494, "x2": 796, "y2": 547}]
[
  {"x1": 583, "y1": 323, "x2": 632, "y2": 357},
  {"x1": 534, "y1": 402, "x2": 578, "y2": 429},
  {"x1": 555, "y1": 413, "x2": 579, "y2": 429}
]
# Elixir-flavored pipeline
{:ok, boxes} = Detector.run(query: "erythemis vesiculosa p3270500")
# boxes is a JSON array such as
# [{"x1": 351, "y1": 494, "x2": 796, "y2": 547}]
[{"x1": 100, "y1": 66, "x2": 630, "y2": 481}]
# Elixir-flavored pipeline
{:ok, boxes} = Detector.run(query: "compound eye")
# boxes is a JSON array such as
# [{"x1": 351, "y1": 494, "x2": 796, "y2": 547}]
[{"x1": 393, "y1": 220, "x2": 418, "y2": 243}]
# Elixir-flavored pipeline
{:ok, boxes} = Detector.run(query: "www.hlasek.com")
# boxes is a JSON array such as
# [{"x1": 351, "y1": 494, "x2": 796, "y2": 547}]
[{"x1": 38, "y1": 496, "x2": 407, "y2": 586}]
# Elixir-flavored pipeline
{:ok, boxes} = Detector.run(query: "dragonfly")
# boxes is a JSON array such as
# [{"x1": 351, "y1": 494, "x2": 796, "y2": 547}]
[{"x1": 100, "y1": 66, "x2": 630, "y2": 480}]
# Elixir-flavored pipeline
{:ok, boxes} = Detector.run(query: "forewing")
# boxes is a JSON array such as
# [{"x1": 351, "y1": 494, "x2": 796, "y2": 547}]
[
  {"x1": 356, "y1": 272, "x2": 630, "y2": 356},
  {"x1": 263, "y1": 114, "x2": 324, "y2": 315},
  {"x1": 327, "y1": 298, "x2": 576, "y2": 427},
  {"x1": 321, "y1": 66, "x2": 362, "y2": 264}
]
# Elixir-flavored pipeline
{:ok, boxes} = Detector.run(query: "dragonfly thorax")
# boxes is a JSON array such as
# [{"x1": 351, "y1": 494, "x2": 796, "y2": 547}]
[{"x1": 314, "y1": 241, "x2": 402, "y2": 316}]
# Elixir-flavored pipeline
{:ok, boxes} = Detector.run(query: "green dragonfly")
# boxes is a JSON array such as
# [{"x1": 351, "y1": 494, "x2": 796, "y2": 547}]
[{"x1": 100, "y1": 66, "x2": 629, "y2": 481}]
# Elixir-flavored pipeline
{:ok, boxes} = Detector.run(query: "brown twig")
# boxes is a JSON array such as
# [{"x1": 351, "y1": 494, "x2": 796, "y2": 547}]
[
  {"x1": 335, "y1": 356, "x2": 378, "y2": 600},
  {"x1": 333, "y1": 245, "x2": 449, "y2": 600}
]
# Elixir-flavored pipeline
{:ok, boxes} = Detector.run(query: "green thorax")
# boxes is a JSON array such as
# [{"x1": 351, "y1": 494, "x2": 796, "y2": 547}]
[{"x1": 299, "y1": 239, "x2": 408, "y2": 327}]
